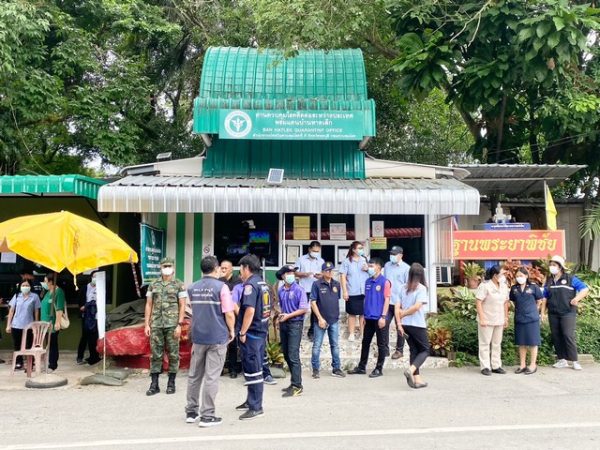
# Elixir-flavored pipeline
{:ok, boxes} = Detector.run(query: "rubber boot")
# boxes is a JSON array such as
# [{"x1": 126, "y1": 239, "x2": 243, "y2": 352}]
[
  {"x1": 166, "y1": 373, "x2": 176, "y2": 394},
  {"x1": 146, "y1": 373, "x2": 160, "y2": 396}
]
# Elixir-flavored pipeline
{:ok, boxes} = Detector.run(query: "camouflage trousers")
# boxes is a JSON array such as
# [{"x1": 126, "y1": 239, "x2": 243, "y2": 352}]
[{"x1": 150, "y1": 327, "x2": 179, "y2": 374}]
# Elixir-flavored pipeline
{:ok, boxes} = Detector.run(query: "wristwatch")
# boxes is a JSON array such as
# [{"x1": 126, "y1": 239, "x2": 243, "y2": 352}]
[
  {"x1": 239, "y1": 332, "x2": 246, "y2": 337},
  {"x1": 177, "y1": 322, "x2": 184, "y2": 326},
  {"x1": 380, "y1": 315, "x2": 386, "y2": 319}
]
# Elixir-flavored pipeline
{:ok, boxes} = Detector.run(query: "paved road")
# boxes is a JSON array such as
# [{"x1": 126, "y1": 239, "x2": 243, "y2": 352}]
[{"x1": 1, "y1": 364, "x2": 600, "y2": 450}]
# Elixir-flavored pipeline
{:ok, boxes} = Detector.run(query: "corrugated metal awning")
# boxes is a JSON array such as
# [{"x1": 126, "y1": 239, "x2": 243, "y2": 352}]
[
  {"x1": 98, "y1": 176, "x2": 480, "y2": 215},
  {"x1": 454, "y1": 164, "x2": 586, "y2": 196},
  {"x1": 0, "y1": 175, "x2": 106, "y2": 200}
]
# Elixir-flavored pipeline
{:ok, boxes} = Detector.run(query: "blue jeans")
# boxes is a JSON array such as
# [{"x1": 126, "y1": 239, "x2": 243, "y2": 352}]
[
  {"x1": 311, "y1": 321, "x2": 340, "y2": 370},
  {"x1": 280, "y1": 320, "x2": 303, "y2": 388}
]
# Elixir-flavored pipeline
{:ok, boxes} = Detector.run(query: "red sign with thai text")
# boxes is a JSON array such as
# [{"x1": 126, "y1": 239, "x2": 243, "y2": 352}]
[{"x1": 453, "y1": 230, "x2": 565, "y2": 260}]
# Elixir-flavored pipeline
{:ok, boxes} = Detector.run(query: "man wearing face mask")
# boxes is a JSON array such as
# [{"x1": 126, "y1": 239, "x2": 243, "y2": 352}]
[
  {"x1": 295, "y1": 241, "x2": 324, "y2": 341},
  {"x1": 236, "y1": 254, "x2": 271, "y2": 420},
  {"x1": 383, "y1": 246, "x2": 410, "y2": 359},
  {"x1": 145, "y1": 257, "x2": 188, "y2": 396},
  {"x1": 542, "y1": 255, "x2": 589, "y2": 371},
  {"x1": 348, "y1": 258, "x2": 391, "y2": 378},
  {"x1": 276, "y1": 265, "x2": 308, "y2": 397},
  {"x1": 77, "y1": 271, "x2": 101, "y2": 366}
]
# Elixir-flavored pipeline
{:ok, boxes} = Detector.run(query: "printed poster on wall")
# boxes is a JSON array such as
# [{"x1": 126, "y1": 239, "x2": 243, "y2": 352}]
[
  {"x1": 293, "y1": 216, "x2": 310, "y2": 240},
  {"x1": 140, "y1": 223, "x2": 165, "y2": 284},
  {"x1": 372, "y1": 221, "x2": 384, "y2": 237},
  {"x1": 370, "y1": 237, "x2": 387, "y2": 250},
  {"x1": 329, "y1": 223, "x2": 347, "y2": 240}
]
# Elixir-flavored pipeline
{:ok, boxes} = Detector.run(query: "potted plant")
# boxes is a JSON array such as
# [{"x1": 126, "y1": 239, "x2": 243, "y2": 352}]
[{"x1": 462, "y1": 262, "x2": 484, "y2": 289}]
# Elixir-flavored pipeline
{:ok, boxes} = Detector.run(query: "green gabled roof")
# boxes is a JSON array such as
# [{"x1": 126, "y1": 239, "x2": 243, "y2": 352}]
[
  {"x1": 0, "y1": 175, "x2": 105, "y2": 200},
  {"x1": 193, "y1": 47, "x2": 376, "y2": 136}
]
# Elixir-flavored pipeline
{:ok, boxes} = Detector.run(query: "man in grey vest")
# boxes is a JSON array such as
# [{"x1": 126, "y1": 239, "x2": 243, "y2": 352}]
[{"x1": 185, "y1": 256, "x2": 236, "y2": 427}]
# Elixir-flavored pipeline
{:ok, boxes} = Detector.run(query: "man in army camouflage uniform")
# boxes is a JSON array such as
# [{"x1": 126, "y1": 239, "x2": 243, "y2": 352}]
[{"x1": 144, "y1": 257, "x2": 187, "y2": 396}]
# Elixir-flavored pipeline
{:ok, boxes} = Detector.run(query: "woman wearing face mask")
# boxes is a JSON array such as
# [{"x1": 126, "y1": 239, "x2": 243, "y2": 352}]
[
  {"x1": 510, "y1": 267, "x2": 543, "y2": 374},
  {"x1": 77, "y1": 271, "x2": 101, "y2": 365},
  {"x1": 542, "y1": 255, "x2": 589, "y2": 371},
  {"x1": 5, "y1": 280, "x2": 41, "y2": 370},
  {"x1": 475, "y1": 265, "x2": 509, "y2": 376},
  {"x1": 339, "y1": 241, "x2": 369, "y2": 342},
  {"x1": 40, "y1": 273, "x2": 65, "y2": 371}
]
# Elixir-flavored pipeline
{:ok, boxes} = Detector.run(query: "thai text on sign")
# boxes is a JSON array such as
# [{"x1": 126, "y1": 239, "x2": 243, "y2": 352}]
[{"x1": 453, "y1": 230, "x2": 565, "y2": 260}]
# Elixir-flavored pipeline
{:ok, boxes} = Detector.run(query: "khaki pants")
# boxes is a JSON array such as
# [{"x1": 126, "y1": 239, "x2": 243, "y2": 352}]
[{"x1": 478, "y1": 325, "x2": 504, "y2": 370}]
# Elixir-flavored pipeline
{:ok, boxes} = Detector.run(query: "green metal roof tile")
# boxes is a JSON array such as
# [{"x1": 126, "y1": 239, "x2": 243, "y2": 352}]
[{"x1": 0, "y1": 175, "x2": 106, "y2": 200}]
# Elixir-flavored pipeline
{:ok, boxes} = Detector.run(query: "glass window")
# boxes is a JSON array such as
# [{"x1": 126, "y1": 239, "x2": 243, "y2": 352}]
[
  {"x1": 214, "y1": 213, "x2": 280, "y2": 266},
  {"x1": 320, "y1": 214, "x2": 355, "y2": 240},
  {"x1": 369, "y1": 215, "x2": 425, "y2": 265}
]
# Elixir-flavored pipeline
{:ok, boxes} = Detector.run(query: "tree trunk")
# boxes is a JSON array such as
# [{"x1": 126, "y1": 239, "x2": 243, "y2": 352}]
[{"x1": 587, "y1": 237, "x2": 594, "y2": 269}]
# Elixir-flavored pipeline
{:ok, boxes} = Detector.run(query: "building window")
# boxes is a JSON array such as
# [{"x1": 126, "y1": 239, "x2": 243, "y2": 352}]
[
  {"x1": 369, "y1": 215, "x2": 424, "y2": 264},
  {"x1": 214, "y1": 213, "x2": 280, "y2": 266}
]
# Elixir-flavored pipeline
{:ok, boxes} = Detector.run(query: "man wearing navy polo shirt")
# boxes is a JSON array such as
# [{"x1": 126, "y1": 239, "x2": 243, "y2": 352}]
[
  {"x1": 310, "y1": 262, "x2": 346, "y2": 379},
  {"x1": 348, "y1": 257, "x2": 391, "y2": 378},
  {"x1": 276, "y1": 264, "x2": 308, "y2": 397}
]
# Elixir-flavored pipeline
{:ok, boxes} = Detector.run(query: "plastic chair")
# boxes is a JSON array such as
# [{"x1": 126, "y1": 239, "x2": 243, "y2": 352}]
[{"x1": 11, "y1": 321, "x2": 51, "y2": 378}]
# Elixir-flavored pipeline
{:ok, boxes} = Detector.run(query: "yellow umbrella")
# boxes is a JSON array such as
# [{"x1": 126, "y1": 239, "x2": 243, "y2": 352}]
[{"x1": 0, "y1": 211, "x2": 138, "y2": 275}]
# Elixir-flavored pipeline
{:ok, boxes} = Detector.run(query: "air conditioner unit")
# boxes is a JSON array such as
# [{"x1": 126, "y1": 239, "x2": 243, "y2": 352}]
[{"x1": 436, "y1": 266, "x2": 452, "y2": 285}]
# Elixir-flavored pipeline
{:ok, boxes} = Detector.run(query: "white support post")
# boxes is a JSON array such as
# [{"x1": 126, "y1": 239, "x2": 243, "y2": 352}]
[{"x1": 424, "y1": 215, "x2": 438, "y2": 313}]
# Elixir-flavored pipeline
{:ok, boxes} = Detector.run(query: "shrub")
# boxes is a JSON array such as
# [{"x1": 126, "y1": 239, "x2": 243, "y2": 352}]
[
  {"x1": 438, "y1": 286, "x2": 478, "y2": 321},
  {"x1": 435, "y1": 312, "x2": 600, "y2": 366}
]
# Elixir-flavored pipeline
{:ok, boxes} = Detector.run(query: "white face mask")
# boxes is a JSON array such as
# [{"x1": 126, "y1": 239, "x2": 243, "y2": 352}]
[
  {"x1": 497, "y1": 275, "x2": 506, "y2": 284},
  {"x1": 310, "y1": 251, "x2": 320, "y2": 259},
  {"x1": 161, "y1": 267, "x2": 174, "y2": 276},
  {"x1": 515, "y1": 276, "x2": 527, "y2": 285},
  {"x1": 549, "y1": 265, "x2": 560, "y2": 275}
]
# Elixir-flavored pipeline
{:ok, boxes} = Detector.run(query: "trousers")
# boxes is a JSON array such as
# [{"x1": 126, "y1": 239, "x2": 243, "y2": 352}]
[
  {"x1": 185, "y1": 343, "x2": 228, "y2": 418},
  {"x1": 240, "y1": 335, "x2": 266, "y2": 411},
  {"x1": 358, "y1": 319, "x2": 388, "y2": 371},
  {"x1": 548, "y1": 314, "x2": 578, "y2": 361},
  {"x1": 150, "y1": 327, "x2": 179, "y2": 373},
  {"x1": 478, "y1": 325, "x2": 504, "y2": 370}
]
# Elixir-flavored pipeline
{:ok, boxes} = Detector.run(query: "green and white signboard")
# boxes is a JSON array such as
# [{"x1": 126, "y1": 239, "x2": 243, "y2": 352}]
[
  {"x1": 140, "y1": 223, "x2": 165, "y2": 284},
  {"x1": 219, "y1": 109, "x2": 365, "y2": 141}
]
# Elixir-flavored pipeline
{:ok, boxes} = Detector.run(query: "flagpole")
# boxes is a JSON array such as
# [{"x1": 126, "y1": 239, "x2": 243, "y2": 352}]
[{"x1": 544, "y1": 181, "x2": 548, "y2": 229}]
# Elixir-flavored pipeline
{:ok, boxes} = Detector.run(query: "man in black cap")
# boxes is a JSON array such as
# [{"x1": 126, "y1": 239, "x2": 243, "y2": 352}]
[
  {"x1": 276, "y1": 265, "x2": 308, "y2": 397},
  {"x1": 384, "y1": 246, "x2": 410, "y2": 359},
  {"x1": 310, "y1": 262, "x2": 346, "y2": 379}
]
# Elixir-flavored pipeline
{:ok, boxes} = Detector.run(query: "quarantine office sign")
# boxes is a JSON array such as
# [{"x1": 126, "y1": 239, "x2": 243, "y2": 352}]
[
  {"x1": 140, "y1": 223, "x2": 165, "y2": 284},
  {"x1": 453, "y1": 230, "x2": 566, "y2": 260},
  {"x1": 219, "y1": 109, "x2": 365, "y2": 141}
]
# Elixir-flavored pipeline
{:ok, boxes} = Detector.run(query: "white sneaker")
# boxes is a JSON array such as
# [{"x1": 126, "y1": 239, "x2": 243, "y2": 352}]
[
  {"x1": 572, "y1": 361, "x2": 583, "y2": 371},
  {"x1": 347, "y1": 333, "x2": 355, "y2": 342},
  {"x1": 552, "y1": 359, "x2": 569, "y2": 369}
]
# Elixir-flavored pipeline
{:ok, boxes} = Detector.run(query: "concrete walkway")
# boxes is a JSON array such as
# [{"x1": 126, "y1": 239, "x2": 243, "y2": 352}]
[{"x1": 1, "y1": 354, "x2": 599, "y2": 450}]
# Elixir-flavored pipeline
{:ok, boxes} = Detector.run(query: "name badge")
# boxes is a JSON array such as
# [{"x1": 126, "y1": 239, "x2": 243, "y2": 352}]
[
  {"x1": 376, "y1": 285, "x2": 381, "y2": 292},
  {"x1": 332, "y1": 286, "x2": 338, "y2": 293}
]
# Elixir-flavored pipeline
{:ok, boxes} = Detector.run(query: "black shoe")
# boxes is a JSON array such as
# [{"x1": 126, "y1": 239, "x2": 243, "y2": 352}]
[
  {"x1": 369, "y1": 368, "x2": 383, "y2": 378},
  {"x1": 481, "y1": 368, "x2": 492, "y2": 376},
  {"x1": 404, "y1": 369, "x2": 416, "y2": 388},
  {"x1": 282, "y1": 386, "x2": 303, "y2": 397},
  {"x1": 239, "y1": 409, "x2": 264, "y2": 421},
  {"x1": 199, "y1": 416, "x2": 223, "y2": 428},
  {"x1": 492, "y1": 367, "x2": 506, "y2": 374},
  {"x1": 514, "y1": 367, "x2": 527, "y2": 374},
  {"x1": 146, "y1": 373, "x2": 160, "y2": 396},
  {"x1": 347, "y1": 367, "x2": 366, "y2": 375},
  {"x1": 414, "y1": 382, "x2": 428, "y2": 389},
  {"x1": 332, "y1": 368, "x2": 346, "y2": 378},
  {"x1": 229, "y1": 371, "x2": 238, "y2": 379},
  {"x1": 166, "y1": 373, "x2": 176, "y2": 394},
  {"x1": 185, "y1": 412, "x2": 199, "y2": 424},
  {"x1": 87, "y1": 357, "x2": 101, "y2": 366},
  {"x1": 312, "y1": 369, "x2": 320, "y2": 379},
  {"x1": 76, "y1": 358, "x2": 85, "y2": 365},
  {"x1": 525, "y1": 367, "x2": 538, "y2": 375},
  {"x1": 235, "y1": 401, "x2": 249, "y2": 411},
  {"x1": 0, "y1": 358, "x2": 5, "y2": 364}
]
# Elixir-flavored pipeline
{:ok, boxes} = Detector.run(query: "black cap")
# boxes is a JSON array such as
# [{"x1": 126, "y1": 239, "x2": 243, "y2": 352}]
[
  {"x1": 276, "y1": 265, "x2": 298, "y2": 280},
  {"x1": 390, "y1": 246, "x2": 403, "y2": 255},
  {"x1": 321, "y1": 262, "x2": 334, "y2": 271}
]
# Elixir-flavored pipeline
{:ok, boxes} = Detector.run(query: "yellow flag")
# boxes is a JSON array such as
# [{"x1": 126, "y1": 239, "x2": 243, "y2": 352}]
[{"x1": 545, "y1": 183, "x2": 557, "y2": 230}]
